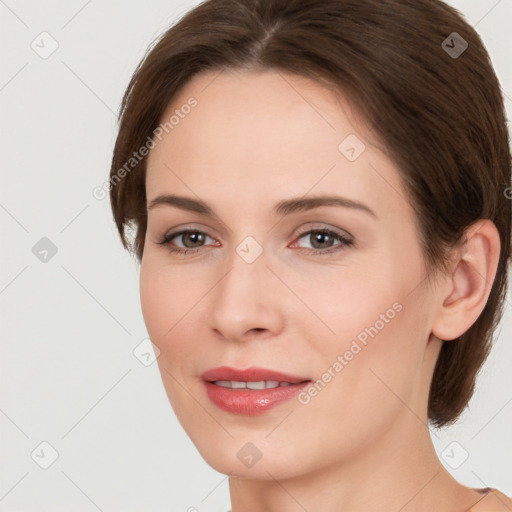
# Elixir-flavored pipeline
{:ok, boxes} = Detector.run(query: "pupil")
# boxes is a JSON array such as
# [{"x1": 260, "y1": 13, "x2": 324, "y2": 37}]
[
  {"x1": 312, "y1": 232, "x2": 331, "y2": 249},
  {"x1": 185, "y1": 232, "x2": 203, "y2": 247}
]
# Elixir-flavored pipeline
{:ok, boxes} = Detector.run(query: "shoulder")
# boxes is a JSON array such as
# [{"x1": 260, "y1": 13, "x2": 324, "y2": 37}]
[{"x1": 468, "y1": 489, "x2": 512, "y2": 511}]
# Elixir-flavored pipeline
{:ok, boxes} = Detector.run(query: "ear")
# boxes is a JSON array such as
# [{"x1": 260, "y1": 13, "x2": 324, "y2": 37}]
[{"x1": 431, "y1": 219, "x2": 501, "y2": 341}]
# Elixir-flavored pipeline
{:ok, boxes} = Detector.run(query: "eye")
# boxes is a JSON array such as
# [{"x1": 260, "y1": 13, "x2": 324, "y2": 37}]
[
  {"x1": 157, "y1": 229, "x2": 217, "y2": 255},
  {"x1": 291, "y1": 228, "x2": 354, "y2": 255},
  {"x1": 156, "y1": 226, "x2": 354, "y2": 256}
]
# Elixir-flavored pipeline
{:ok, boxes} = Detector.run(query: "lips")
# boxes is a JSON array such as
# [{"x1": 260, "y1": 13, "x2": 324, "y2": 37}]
[
  {"x1": 201, "y1": 366, "x2": 309, "y2": 384},
  {"x1": 201, "y1": 366, "x2": 312, "y2": 416}
]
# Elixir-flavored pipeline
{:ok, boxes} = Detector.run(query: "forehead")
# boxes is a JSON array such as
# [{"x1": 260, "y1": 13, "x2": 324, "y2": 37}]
[
  {"x1": 145, "y1": 69, "x2": 409, "y2": 221},
  {"x1": 150, "y1": 68, "x2": 364, "y2": 163}
]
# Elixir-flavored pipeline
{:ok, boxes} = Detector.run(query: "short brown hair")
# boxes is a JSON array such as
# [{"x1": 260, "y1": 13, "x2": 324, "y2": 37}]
[{"x1": 109, "y1": 0, "x2": 511, "y2": 427}]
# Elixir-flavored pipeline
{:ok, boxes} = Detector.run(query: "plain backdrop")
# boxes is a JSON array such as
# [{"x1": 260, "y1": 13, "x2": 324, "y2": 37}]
[{"x1": 1, "y1": 1, "x2": 511, "y2": 511}]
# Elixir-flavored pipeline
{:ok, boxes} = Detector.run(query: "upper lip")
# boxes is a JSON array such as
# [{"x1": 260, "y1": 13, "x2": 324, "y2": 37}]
[{"x1": 201, "y1": 366, "x2": 311, "y2": 383}]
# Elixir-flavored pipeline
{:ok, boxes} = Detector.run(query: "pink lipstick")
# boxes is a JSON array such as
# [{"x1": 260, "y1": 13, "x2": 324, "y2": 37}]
[{"x1": 201, "y1": 366, "x2": 311, "y2": 416}]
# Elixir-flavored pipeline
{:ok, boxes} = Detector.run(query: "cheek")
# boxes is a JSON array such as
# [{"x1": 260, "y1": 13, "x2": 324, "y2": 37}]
[
  {"x1": 294, "y1": 310, "x2": 425, "y2": 465},
  {"x1": 308, "y1": 260, "x2": 429, "y2": 418},
  {"x1": 139, "y1": 262, "x2": 168, "y2": 340},
  {"x1": 336, "y1": 296, "x2": 428, "y2": 416},
  {"x1": 139, "y1": 259, "x2": 202, "y2": 418},
  {"x1": 139, "y1": 254, "x2": 195, "y2": 339},
  {"x1": 139, "y1": 257, "x2": 210, "y2": 376}
]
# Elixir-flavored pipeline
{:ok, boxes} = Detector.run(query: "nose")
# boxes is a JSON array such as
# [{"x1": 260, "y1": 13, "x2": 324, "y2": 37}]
[{"x1": 208, "y1": 248, "x2": 285, "y2": 343}]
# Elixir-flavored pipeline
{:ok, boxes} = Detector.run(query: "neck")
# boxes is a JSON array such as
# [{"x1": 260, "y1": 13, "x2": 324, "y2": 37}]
[{"x1": 228, "y1": 413, "x2": 483, "y2": 512}]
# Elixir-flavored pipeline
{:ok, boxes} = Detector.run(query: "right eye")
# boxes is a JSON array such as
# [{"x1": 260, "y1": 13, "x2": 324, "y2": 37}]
[{"x1": 157, "y1": 230, "x2": 218, "y2": 255}]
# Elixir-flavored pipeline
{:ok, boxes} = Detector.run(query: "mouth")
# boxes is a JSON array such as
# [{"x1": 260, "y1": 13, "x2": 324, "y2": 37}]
[{"x1": 201, "y1": 366, "x2": 312, "y2": 416}]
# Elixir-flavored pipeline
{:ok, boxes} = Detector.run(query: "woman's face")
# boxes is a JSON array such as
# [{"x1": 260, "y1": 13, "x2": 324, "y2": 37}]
[{"x1": 141, "y1": 69, "x2": 441, "y2": 479}]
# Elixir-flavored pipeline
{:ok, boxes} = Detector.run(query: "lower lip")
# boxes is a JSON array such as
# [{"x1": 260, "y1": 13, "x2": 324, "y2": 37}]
[{"x1": 204, "y1": 381, "x2": 310, "y2": 416}]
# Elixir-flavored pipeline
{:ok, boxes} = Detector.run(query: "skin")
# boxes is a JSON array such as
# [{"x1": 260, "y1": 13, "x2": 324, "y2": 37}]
[{"x1": 140, "y1": 69, "x2": 500, "y2": 512}]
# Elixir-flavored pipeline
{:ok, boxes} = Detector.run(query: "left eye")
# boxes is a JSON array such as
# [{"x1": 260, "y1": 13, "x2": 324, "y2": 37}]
[
  {"x1": 158, "y1": 230, "x2": 216, "y2": 253},
  {"x1": 292, "y1": 229, "x2": 353, "y2": 253}
]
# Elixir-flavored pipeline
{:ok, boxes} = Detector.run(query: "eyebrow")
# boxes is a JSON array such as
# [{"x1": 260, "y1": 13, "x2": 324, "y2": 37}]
[{"x1": 147, "y1": 194, "x2": 377, "y2": 219}]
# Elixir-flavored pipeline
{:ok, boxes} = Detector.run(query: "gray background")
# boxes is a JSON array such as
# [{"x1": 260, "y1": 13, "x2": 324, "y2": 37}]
[{"x1": 1, "y1": 1, "x2": 511, "y2": 510}]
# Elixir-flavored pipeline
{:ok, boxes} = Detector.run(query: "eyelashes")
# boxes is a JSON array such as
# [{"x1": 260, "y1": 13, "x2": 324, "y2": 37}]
[{"x1": 156, "y1": 227, "x2": 354, "y2": 257}]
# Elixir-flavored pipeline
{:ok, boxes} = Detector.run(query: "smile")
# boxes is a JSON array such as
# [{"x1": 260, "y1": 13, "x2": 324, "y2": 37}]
[
  {"x1": 201, "y1": 367, "x2": 312, "y2": 415},
  {"x1": 213, "y1": 380, "x2": 293, "y2": 389}
]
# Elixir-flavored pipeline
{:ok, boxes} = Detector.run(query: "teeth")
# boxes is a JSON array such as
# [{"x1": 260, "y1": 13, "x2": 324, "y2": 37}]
[
  {"x1": 213, "y1": 380, "x2": 293, "y2": 389},
  {"x1": 246, "y1": 381, "x2": 266, "y2": 390}
]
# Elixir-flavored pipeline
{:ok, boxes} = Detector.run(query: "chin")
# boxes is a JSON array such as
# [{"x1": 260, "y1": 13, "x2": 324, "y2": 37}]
[{"x1": 188, "y1": 434, "x2": 314, "y2": 481}]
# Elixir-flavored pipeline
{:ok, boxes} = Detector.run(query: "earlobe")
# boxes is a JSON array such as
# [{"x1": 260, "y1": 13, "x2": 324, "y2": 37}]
[{"x1": 431, "y1": 219, "x2": 501, "y2": 341}]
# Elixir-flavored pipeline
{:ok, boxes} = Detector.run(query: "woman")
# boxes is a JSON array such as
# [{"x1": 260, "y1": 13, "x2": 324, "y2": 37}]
[{"x1": 109, "y1": 0, "x2": 511, "y2": 510}]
